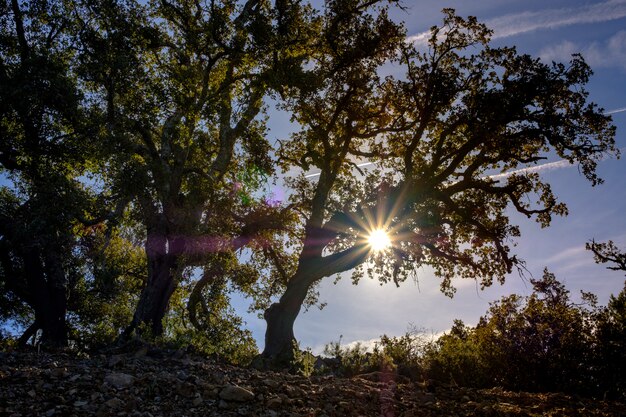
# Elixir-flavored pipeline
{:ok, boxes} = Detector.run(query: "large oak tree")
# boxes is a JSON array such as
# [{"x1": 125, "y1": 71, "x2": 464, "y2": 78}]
[
  {"x1": 0, "y1": 0, "x2": 97, "y2": 346},
  {"x1": 77, "y1": 0, "x2": 316, "y2": 336},
  {"x1": 257, "y1": 6, "x2": 616, "y2": 364}
]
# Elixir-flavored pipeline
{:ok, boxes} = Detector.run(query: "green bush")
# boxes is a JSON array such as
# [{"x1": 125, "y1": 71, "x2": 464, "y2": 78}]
[{"x1": 423, "y1": 271, "x2": 623, "y2": 397}]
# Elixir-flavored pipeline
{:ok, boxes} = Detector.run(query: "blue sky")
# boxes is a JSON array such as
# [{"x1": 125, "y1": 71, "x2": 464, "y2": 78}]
[
  {"x1": 3, "y1": 0, "x2": 624, "y2": 352},
  {"x1": 235, "y1": 0, "x2": 626, "y2": 353}
]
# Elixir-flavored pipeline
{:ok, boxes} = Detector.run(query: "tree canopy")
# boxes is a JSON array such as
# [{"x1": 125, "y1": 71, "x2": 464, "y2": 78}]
[
  {"x1": 0, "y1": 0, "x2": 618, "y2": 366},
  {"x1": 257, "y1": 5, "x2": 615, "y2": 363}
]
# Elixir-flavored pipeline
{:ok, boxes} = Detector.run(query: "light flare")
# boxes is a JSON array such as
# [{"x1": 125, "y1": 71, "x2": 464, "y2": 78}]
[{"x1": 368, "y1": 229, "x2": 391, "y2": 251}]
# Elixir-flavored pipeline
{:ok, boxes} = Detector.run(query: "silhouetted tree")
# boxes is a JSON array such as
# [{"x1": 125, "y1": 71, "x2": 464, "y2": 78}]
[
  {"x1": 587, "y1": 240, "x2": 626, "y2": 273},
  {"x1": 76, "y1": 0, "x2": 315, "y2": 337},
  {"x1": 258, "y1": 6, "x2": 616, "y2": 365},
  {"x1": 0, "y1": 0, "x2": 95, "y2": 347}
]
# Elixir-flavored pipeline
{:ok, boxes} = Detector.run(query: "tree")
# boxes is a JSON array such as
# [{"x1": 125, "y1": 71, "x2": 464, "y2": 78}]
[
  {"x1": 595, "y1": 281, "x2": 626, "y2": 399},
  {"x1": 586, "y1": 240, "x2": 625, "y2": 397},
  {"x1": 259, "y1": 7, "x2": 616, "y2": 364},
  {"x1": 0, "y1": 0, "x2": 95, "y2": 347},
  {"x1": 587, "y1": 240, "x2": 626, "y2": 273},
  {"x1": 76, "y1": 0, "x2": 316, "y2": 337}
]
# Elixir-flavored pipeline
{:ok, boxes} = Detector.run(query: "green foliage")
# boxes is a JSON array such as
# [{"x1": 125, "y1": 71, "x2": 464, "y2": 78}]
[
  {"x1": 291, "y1": 341, "x2": 315, "y2": 377},
  {"x1": 594, "y1": 281, "x2": 626, "y2": 398},
  {"x1": 425, "y1": 319, "x2": 492, "y2": 387},
  {"x1": 316, "y1": 277, "x2": 625, "y2": 399},
  {"x1": 323, "y1": 338, "x2": 371, "y2": 377},
  {"x1": 424, "y1": 271, "x2": 625, "y2": 397},
  {"x1": 322, "y1": 330, "x2": 432, "y2": 378},
  {"x1": 69, "y1": 227, "x2": 147, "y2": 348}
]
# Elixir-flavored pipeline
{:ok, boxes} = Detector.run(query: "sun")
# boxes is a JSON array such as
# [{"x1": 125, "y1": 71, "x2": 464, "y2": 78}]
[{"x1": 368, "y1": 229, "x2": 391, "y2": 251}]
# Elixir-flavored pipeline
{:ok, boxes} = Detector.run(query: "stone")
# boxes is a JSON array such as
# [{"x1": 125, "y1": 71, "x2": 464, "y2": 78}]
[
  {"x1": 219, "y1": 385, "x2": 255, "y2": 402},
  {"x1": 104, "y1": 373, "x2": 135, "y2": 389},
  {"x1": 266, "y1": 397, "x2": 283, "y2": 409},
  {"x1": 263, "y1": 379, "x2": 280, "y2": 388},
  {"x1": 105, "y1": 398, "x2": 124, "y2": 409},
  {"x1": 107, "y1": 355, "x2": 125, "y2": 368}
]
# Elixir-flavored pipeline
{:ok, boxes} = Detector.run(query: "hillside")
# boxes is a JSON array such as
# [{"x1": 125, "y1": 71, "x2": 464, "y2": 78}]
[{"x1": 1, "y1": 350, "x2": 623, "y2": 417}]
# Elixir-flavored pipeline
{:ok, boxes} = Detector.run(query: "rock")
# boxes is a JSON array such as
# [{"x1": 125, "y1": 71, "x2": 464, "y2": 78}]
[
  {"x1": 3, "y1": 352, "x2": 626, "y2": 417},
  {"x1": 105, "y1": 398, "x2": 124, "y2": 409},
  {"x1": 263, "y1": 379, "x2": 280, "y2": 388},
  {"x1": 175, "y1": 381, "x2": 195, "y2": 397},
  {"x1": 104, "y1": 372, "x2": 135, "y2": 388},
  {"x1": 219, "y1": 385, "x2": 255, "y2": 402},
  {"x1": 50, "y1": 368, "x2": 68, "y2": 378},
  {"x1": 266, "y1": 397, "x2": 283, "y2": 409},
  {"x1": 133, "y1": 347, "x2": 148, "y2": 358},
  {"x1": 107, "y1": 355, "x2": 125, "y2": 368}
]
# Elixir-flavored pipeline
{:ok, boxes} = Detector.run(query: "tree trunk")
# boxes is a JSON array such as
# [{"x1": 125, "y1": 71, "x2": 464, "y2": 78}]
[
  {"x1": 261, "y1": 274, "x2": 312, "y2": 365},
  {"x1": 125, "y1": 232, "x2": 178, "y2": 337},
  {"x1": 22, "y1": 248, "x2": 68, "y2": 348},
  {"x1": 39, "y1": 282, "x2": 68, "y2": 347},
  {"x1": 40, "y1": 254, "x2": 68, "y2": 347}
]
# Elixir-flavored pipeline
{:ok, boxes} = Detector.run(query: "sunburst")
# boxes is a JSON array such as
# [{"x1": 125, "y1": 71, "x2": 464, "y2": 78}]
[{"x1": 368, "y1": 229, "x2": 391, "y2": 251}]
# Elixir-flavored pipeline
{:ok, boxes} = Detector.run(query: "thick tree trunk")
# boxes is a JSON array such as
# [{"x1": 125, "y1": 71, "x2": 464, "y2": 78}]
[
  {"x1": 125, "y1": 232, "x2": 178, "y2": 337},
  {"x1": 40, "y1": 254, "x2": 69, "y2": 347},
  {"x1": 261, "y1": 275, "x2": 312, "y2": 365},
  {"x1": 22, "y1": 249, "x2": 68, "y2": 347},
  {"x1": 39, "y1": 283, "x2": 68, "y2": 347}
]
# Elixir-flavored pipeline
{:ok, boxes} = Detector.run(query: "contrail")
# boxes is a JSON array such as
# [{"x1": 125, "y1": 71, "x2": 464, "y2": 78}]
[
  {"x1": 606, "y1": 107, "x2": 626, "y2": 115},
  {"x1": 406, "y1": 0, "x2": 626, "y2": 44},
  {"x1": 488, "y1": 160, "x2": 573, "y2": 181},
  {"x1": 303, "y1": 106, "x2": 624, "y2": 180}
]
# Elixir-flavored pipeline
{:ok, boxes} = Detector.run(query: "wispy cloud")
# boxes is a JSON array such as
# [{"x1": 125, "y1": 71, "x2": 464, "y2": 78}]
[
  {"x1": 408, "y1": 0, "x2": 626, "y2": 44},
  {"x1": 606, "y1": 107, "x2": 626, "y2": 114},
  {"x1": 540, "y1": 31, "x2": 626, "y2": 71},
  {"x1": 544, "y1": 245, "x2": 588, "y2": 264},
  {"x1": 489, "y1": 145, "x2": 624, "y2": 182},
  {"x1": 488, "y1": 160, "x2": 573, "y2": 182}
]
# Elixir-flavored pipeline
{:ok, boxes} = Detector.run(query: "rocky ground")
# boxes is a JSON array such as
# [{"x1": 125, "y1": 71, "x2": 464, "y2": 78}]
[{"x1": 1, "y1": 350, "x2": 624, "y2": 417}]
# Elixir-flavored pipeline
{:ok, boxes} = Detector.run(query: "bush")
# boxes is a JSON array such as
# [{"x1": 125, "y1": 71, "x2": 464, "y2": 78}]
[{"x1": 423, "y1": 271, "x2": 618, "y2": 396}]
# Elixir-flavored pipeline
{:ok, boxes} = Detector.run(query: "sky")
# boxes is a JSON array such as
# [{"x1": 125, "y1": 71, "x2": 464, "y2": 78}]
[
  {"x1": 2, "y1": 0, "x2": 624, "y2": 353},
  {"x1": 232, "y1": 0, "x2": 626, "y2": 354}
]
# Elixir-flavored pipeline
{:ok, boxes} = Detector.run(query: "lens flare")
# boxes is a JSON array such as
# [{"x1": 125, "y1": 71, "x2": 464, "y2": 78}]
[{"x1": 368, "y1": 229, "x2": 391, "y2": 251}]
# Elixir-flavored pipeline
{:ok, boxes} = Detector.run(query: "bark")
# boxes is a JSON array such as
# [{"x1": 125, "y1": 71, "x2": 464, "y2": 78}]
[
  {"x1": 260, "y1": 267, "x2": 320, "y2": 365},
  {"x1": 125, "y1": 231, "x2": 178, "y2": 337},
  {"x1": 21, "y1": 248, "x2": 69, "y2": 347},
  {"x1": 260, "y1": 243, "x2": 370, "y2": 367},
  {"x1": 38, "y1": 283, "x2": 68, "y2": 347}
]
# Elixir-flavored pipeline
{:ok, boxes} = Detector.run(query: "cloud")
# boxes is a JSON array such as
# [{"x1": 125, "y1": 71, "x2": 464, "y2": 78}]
[
  {"x1": 408, "y1": 0, "x2": 626, "y2": 44},
  {"x1": 606, "y1": 107, "x2": 626, "y2": 114},
  {"x1": 488, "y1": 160, "x2": 574, "y2": 182},
  {"x1": 544, "y1": 245, "x2": 588, "y2": 264},
  {"x1": 540, "y1": 31, "x2": 626, "y2": 71}
]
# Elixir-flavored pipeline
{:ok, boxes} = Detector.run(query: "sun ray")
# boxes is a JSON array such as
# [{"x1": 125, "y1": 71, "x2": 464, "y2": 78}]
[{"x1": 368, "y1": 229, "x2": 391, "y2": 251}]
